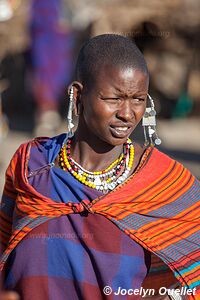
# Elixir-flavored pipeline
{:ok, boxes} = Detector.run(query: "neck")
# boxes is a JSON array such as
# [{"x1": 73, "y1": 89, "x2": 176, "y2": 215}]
[{"x1": 70, "y1": 127, "x2": 124, "y2": 172}]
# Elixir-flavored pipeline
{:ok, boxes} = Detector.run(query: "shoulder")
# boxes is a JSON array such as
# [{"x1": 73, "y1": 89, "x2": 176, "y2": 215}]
[
  {"x1": 135, "y1": 142, "x2": 198, "y2": 179},
  {"x1": 134, "y1": 143, "x2": 175, "y2": 167},
  {"x1": 14, "y1": 133, "x2": 67, "y2": 154},
  {"x1": 8, "y1": 133, "x2": 68, "y2": 168},
  {"x1": 149, "y1": 147, "x2": 200, "y2": 185}
]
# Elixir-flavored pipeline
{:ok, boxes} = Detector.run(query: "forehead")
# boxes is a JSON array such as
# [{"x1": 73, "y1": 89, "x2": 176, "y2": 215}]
[{"x1": 91, "y1": 64, "x2": 149, "y2": 92}]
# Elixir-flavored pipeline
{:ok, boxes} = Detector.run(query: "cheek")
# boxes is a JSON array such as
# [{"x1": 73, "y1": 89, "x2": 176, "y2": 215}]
[
  {"x1": 82, "y1": 108, "x2": 103, "y2": 132},
  {"x1": 134, "y1": 105, "x2": 146, "y2": 120},
  {"x1": 84, "y1": 102, "x2": 113, "y2": 124}
]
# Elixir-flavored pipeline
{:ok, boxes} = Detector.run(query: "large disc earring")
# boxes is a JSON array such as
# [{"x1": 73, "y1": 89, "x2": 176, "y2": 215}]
[
  {"x1": 67, "y1": 86, "x2": 75, "y2": 136},
  {"x1": 142, "y1": 94, "x2": 162, "y2": 146}
]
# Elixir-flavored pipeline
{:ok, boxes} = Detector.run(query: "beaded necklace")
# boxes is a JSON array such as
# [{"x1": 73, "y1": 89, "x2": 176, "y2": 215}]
[{"x1": 59, "y1": 138, "x2": 134, "y2": 192}]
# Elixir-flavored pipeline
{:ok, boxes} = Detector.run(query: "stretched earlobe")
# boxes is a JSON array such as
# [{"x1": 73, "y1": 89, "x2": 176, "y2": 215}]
[
  {"x1": 67, "y1": 81, "x2": 83, "y2": 98},
  {"x1": 66, "y1": 81, "x2": 83, "y2": 134},
  {"x1": 67, "y1": 86, "x2": 75, "y2": 135}
]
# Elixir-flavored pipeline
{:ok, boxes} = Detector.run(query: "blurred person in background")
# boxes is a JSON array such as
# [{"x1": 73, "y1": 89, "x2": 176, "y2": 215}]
[{"x1": 30, "y1": 0, "x2": 74, "y2": 136}]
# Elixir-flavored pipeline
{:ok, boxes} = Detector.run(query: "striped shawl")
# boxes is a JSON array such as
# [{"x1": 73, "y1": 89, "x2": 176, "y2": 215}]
[{"x1": 0, "y1": 138, "x2": 200, "y2": 299}]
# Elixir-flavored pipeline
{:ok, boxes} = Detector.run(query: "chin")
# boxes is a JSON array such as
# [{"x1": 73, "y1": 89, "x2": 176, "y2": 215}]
[
  {"x1": 94, "y1": 131, "x2": 129, "y2": 147},
  {"x1": 107, "y1": 136, "x2": 128, "y2": 146}
]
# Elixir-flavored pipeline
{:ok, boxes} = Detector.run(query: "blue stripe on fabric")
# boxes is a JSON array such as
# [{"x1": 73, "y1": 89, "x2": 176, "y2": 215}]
[
  {"x1": 13, "y1": 215, "x2": 36, "y2": 230},
  {"x1": 119, "y1": 180, "x2": 200, "y2": 231},
  {"x1": 176, "y1": 262, "x2": 200, "y2": 276},
  {"x1": 144, "y1": 179, "x2": 200, "y2": 217},
  {"x1": 28, "y1": 216, "x2": 51, "y2": 228},
  {"x1": 13, "y1": 215, "x2": 50, "y2": 230},
  {"x1": 112, "y1": 218, "x2": 200, "y2": 267},
  {"x1": 187, "y1": 280, "x2": 200, "y2": 289},
  {"x1": 156, "y1": 231, "x2": 200, "y2": 261},
  {"x1": 174, "y1": 275, "x2": 200, "y2": 289}
]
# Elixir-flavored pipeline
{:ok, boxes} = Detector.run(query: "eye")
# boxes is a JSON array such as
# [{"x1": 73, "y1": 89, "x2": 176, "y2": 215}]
[
  {"x1": 101, "y1": 97, "x2": 121, "y2": 100},
  {"x1": 133, "y1": 98, "x2": 145, "y2": 102},
  {"x1": 101, "y1": 97, "x2": 122, "y2": 103}
]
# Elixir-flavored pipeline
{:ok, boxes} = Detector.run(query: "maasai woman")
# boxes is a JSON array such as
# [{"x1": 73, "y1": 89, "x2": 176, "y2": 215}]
[{"x1": 0, "y1": 34, "x2": 200, "y2": 300}]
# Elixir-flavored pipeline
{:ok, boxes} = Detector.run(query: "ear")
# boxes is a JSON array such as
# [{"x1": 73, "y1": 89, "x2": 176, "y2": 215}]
[{"x1": 67, "y1": 81, "x2": 83, "y2": 116}]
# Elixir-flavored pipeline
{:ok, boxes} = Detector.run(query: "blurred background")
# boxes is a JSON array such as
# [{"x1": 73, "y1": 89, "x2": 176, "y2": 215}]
[{"x1": 0, "y1": 0, "x2": 200, "y2": 193}]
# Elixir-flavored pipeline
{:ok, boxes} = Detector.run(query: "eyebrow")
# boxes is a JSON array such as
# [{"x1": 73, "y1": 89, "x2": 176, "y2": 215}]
[
  {"x1": 99, "y1": 86, "x2": 147, "y2": 97},
  {"x1": 113, "y1": 90, "x2": 147, "y2": 97},
  {"x1": 112, "y1": 85, "x2": 147, "y2": 95}
]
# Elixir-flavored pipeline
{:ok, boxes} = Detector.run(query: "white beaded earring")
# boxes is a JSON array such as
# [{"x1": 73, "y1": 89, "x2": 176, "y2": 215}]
[
  {"x1": 67, "y1": 86, "x2": 75, "y2": 136},
  {"x1": 142, "y1": 94, "x2": 162, "y2": 146}
]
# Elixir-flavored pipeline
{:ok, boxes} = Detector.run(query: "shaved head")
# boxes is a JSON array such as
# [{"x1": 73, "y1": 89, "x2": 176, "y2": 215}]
[{"x1": 75, "y1": 34, "x2": 149, "y2": 89}]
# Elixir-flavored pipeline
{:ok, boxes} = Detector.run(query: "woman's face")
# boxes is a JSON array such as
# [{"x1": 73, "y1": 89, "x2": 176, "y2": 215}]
[{"x1": 78, "y1": 65, "x2": 149, "y2": 146}]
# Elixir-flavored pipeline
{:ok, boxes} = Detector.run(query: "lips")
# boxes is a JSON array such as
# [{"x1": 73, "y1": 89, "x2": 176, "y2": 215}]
[
  {"x1": 109, "y1": 125, "x2": 132, "y2": 138},
  {"x1": 114, "y1": 127, "x2": 128, "y2": 131}
]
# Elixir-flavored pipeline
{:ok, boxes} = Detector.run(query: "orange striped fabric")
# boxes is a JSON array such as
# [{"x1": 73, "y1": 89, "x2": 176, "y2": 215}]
[{"x1": 0, "y1": 139, "x2": 200, "y2": 299}]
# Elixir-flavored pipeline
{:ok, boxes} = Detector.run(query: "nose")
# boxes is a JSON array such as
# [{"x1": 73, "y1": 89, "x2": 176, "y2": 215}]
[{"x1": 116, "y1": 100, "x2": 134, "y2": 122}]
